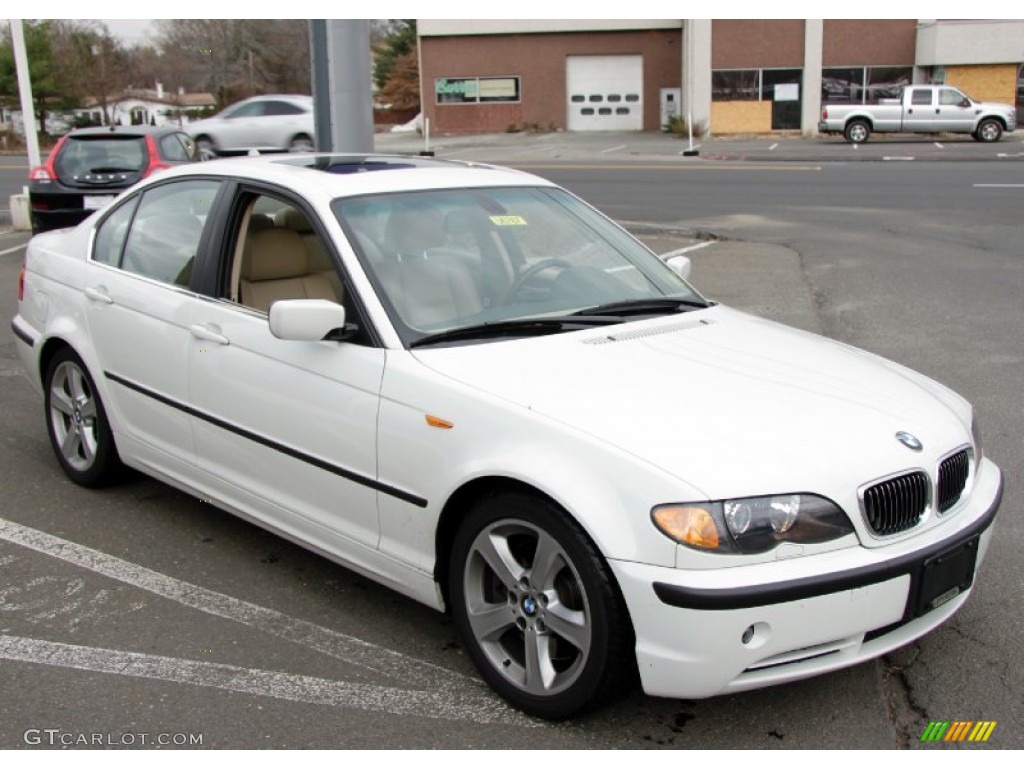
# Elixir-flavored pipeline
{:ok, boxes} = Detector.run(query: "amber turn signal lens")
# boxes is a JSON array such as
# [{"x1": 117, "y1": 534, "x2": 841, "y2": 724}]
[{"x1": 652, "y1": 505, "x2": 720, "y2": 550}]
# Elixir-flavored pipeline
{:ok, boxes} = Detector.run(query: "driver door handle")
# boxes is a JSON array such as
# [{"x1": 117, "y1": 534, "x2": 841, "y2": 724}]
[
  {"x1": 190, "y1": 324, "x2": 230, "y2": 345},
  {"x1": 84, "y1": 286, "x2": 114, "y2": 305}
]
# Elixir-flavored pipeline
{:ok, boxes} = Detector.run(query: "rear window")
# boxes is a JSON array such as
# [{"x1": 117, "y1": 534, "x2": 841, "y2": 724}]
[{"x1": 54, "y1": 137, "x2": 148, "y2": 178}]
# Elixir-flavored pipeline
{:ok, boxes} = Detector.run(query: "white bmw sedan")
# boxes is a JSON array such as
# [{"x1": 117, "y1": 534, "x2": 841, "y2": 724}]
[{"x1": 11, "y1": 155, "x2": 1002, "y2": 719}]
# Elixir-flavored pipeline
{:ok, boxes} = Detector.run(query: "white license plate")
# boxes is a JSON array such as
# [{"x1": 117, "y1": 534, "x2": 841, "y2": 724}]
[{"x1": 83, "y1": 195, "x2": 115, "y2": 210}]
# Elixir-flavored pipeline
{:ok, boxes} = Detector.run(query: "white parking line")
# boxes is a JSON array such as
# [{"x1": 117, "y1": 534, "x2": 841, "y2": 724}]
[
  {"x1": 768, "y1": 143, "x2": 778, "y2": 151},
  {"x1": 0, "y1": 243, "x2": 27, "y2": 257},
  {"x1": 972, "y1": 184, "x2": 1024, "y2": 188},
  {"x1": 601, "y1": 145, "x2": 627, "y2": 154},
  {"x1": 934, "y1": 142, "x2": 944, "y2": 149},
  {"x1": 0, "y1": 636, "x2": 530, "y2": 725},
  {"x1": 883, "y1": 156, "x2": 915, "y2": 161},
  {"x1": 659, "y1": 241, "x2": 715, "y2": 260},
  {"x1": 0, "y1": 517, "x2": 474, "y2": 694}
]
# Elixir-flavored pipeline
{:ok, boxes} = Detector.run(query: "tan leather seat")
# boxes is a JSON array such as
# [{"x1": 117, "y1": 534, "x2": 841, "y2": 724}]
[
  {"x1": 276, "y1": 207, "x2": 344, "y2": 300},
  {"x1": 377, "y1": 254, "x2": 484, "y2": 329},
  {"x1": 239, "y1": 228, "x2": 337, "y2": 313}
]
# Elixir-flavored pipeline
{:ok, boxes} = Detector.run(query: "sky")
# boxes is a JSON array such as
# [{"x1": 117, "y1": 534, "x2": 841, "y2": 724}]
[{"x1": 101, "y1": 19, "x2": 157, "y2": 45}]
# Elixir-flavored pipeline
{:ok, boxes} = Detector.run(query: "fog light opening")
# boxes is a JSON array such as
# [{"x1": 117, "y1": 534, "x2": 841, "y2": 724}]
[{"x1": 741, "y1": 622, "x2": 771, "y2": 650}]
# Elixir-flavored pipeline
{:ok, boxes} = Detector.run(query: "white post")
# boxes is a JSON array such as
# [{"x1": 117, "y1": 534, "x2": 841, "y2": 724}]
[
  {"x1": 10, "y1": 19, "x2": 41, "y2": 169},
  {"x1": 424, "y1": 117, "x2": 431, "y2": 155}
]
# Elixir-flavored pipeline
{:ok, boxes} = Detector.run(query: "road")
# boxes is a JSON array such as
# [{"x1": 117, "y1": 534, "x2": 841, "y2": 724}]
[{"x1": 0, "y1": 158, "x2": 1021, "y2": 749}]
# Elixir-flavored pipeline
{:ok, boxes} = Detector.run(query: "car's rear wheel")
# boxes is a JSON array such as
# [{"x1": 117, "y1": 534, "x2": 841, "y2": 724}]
[
  {"x1": 976, "y1": 118, "x2": 1003, "y2": 143},
  {"x1": 288, "y1": 134, "x2": 315, "y2": 152},
  {"x1": 449, "y1": 491, "x2": 633, "y2": 719},
  {"x1": 44, "y1": 348, "x2": 124, "y2": 487},
  {"x1": 844, "y1": 119, "x2": 871, "y2": 144}
]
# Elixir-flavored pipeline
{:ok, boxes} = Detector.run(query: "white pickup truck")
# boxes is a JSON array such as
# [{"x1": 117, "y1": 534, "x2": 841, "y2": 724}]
[{"x1": 819, "y1": 84, "x2": 1017, "y2": 143}]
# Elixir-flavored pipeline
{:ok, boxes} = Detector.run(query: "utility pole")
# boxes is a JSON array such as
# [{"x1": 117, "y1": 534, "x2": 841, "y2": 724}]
[
  {"x1": 309, "y1": 20, "x2": 374, "y2": 152},
  {"x1": 10, "y1": 20, "x2": 41, "y2": 169}
]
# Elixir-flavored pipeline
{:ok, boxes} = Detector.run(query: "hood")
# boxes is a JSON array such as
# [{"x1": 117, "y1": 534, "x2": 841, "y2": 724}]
[
  {"x1": 977, "y1": 100, "x2": 1016, "y2": 116},
  {"x1": 412, "y1": 306, "x2": 970, "y2": 501}
]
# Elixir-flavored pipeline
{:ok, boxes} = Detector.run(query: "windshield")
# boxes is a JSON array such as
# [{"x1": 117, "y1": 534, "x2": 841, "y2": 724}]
[{"x1": 332, "y1": 186, "x2": 707, "y2": 346}]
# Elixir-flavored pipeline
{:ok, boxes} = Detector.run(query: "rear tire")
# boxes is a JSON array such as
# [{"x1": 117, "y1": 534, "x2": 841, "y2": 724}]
[
  {"x1": 288, "y1": 134, "x2": 315, "y2": 152},
  {"x1": 844, "y1": 120, "x2": 871, "y2": 144},
  {"x1": 449, "y1": 491, "x2": 634, "y2": 719},
  {"x1": 44, "y1": 348, "x2": 124, "y2": 487},
  {"x1": 195, "y1": 136, "x2": 217, "y2": 157}
]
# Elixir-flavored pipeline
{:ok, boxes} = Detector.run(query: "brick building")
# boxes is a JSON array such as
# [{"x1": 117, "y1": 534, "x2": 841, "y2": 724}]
[{"x1": 417, "y1": 19, "x2": 1024, "y2": 136}]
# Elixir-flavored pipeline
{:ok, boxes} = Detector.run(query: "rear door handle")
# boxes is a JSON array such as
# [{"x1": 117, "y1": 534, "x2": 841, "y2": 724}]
[
  {"x1": 84, "y1": 287, "x2": 113, "y2": 304},
  {"x1": 189, "y1": 324, "x2": 230, "y2": 345}
]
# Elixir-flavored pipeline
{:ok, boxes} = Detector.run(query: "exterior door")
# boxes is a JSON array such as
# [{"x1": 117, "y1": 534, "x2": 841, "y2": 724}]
[
  {"x1": 660, "y1": 87, "x2": 682, "y2": 130},
  {"x1": 84, "y1": 178, "x2": 223, "y2": 472},
  {"x1": 936, "y1": 87, "x2": 976, "y2": 132},
  {"x1": 904, "y1": 87, "x2": 937, "y2": 132},
  {"x1": 186, "y1": 191, "x2": 384, "y2": 549},
  {"x1": 567, "y1": 55, "x2": 644, "y2": 131}
]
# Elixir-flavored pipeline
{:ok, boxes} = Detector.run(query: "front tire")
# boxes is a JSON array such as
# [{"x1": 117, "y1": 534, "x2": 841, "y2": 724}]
[
  {"x1": 449, "y1": 491, "x2": 633, "y2": 719},
  {"x1": 44, "y1": 348, "x2": 124, "y2": 487},
  {"x1": 976, "y1": 118, "x2": 1003, "y2": 143},
  {"x1": 844, "y1": 119, "x2": 871, "y2": 144}
]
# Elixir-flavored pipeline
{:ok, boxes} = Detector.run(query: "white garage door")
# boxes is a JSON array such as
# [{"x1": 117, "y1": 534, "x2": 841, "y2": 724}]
[{"x1": 566, "y1": 55, "x2": 644, "y2": 131}]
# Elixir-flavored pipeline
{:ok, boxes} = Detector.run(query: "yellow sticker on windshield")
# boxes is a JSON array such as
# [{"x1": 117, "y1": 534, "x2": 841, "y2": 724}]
[{"x1": 489, "y1": 215, "x2": 527, "y2": 226}]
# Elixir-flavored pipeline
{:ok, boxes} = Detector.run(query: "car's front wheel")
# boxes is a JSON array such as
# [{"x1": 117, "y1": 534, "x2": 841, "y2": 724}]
[
  {"x1": 44, "y1": 348, "x2": 124, "y2": 487},
  {"x1": 449, "y1": 491, "x2": 633, "y2": 719},
  {"x1": 975, "y1": 118, "x2": 1003, "y2": 143}
]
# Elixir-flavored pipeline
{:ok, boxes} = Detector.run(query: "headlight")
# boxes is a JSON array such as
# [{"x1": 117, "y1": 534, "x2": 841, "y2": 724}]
[{"x1": 652, "y1": 494, "x2": 854, "y2": 554}]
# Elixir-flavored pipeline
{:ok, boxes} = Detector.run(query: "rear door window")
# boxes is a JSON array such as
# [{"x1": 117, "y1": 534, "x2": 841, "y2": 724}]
[
  {"x1": 119, "y1": 180, "x2": 222, "y2": 286},
  {"x1": 910, "y1": 89, "x2": 933, "y2": 106},
  {"x1": 159, "y1": 134, "x2": 190, "y2": 162}
]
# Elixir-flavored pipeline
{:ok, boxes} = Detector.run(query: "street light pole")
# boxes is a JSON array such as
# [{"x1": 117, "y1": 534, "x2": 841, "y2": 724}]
[{"x1": 10, "y1": 19, "x2": 41, "y2": 170}]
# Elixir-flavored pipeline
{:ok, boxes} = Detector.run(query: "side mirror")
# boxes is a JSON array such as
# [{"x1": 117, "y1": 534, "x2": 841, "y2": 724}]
[
  {"x1": 960, "y1": 98, "x2": 971, "y2": 108},
  {"x1": 665, "y1": 254, "x2": 693, "y2": 281},
  {"x1": 269, "y1": 299, "x2": 354, "y2": 341}
]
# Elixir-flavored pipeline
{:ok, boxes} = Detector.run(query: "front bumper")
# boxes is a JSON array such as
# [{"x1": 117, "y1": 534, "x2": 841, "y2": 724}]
[{"x1": 612, "y1": 457, "x2": 1003, "y2": 699}]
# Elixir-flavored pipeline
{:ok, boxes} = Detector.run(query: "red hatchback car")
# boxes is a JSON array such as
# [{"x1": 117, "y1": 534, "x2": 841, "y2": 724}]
[{"x1": 28, "y1": 125, "x2": 202, "y2": 235}]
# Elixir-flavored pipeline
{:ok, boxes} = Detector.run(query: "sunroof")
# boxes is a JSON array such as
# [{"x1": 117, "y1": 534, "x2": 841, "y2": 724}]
[{"x1": 271, "y1": 154, "x2": 462, "y2": 174}]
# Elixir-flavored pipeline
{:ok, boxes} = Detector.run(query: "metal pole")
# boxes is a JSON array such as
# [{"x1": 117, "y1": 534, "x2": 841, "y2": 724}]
[
  {"x1": 10, "y1": 20, "x2": 41, "y2": 169},
  {"x1": 309, "y1": 19, "x2": 374, "y2": 153}
]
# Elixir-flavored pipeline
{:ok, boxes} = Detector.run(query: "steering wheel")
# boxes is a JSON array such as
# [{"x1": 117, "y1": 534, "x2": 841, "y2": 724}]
[{"x1": 503, "y1": 258, "x2": 573, "y2": 304}]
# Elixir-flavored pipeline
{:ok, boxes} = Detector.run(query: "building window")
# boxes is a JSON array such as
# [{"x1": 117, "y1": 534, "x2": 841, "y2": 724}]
[
  {"x1": 712, "y1": 69, "x2": 802, "y2": 104},
  {"x1": 821, "y1": 66, "x2": 912, "y2": 104},
  {"x1": 712, "y1": 70, "x2": 760, "y2": 101},
  {"x1": 435, "y1": 76, "x2": 521, "y2": 105}
]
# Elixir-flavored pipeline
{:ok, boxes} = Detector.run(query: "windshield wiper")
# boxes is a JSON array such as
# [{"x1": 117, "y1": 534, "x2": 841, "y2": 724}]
[
  {"x1": 409, "y1": 316, "x2": 618, "y2": 348},
  {"x1": 569, "y1": 297, "x2": 710, "y2": 318}
]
